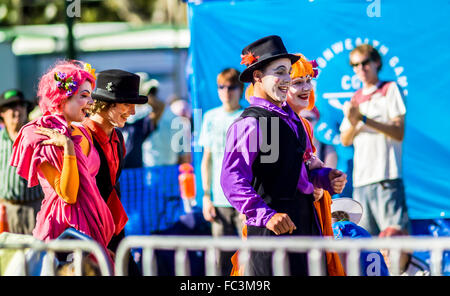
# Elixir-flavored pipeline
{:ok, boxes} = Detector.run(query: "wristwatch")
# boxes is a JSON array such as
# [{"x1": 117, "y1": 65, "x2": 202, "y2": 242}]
[{"x1": 361, "y1": 115, "x2": 368, "y2": 123}]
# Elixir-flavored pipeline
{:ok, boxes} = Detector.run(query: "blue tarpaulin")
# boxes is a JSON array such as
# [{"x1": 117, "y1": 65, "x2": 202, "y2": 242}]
[
  {"x1": 187, "y1": 0, "x2": 450, "y2": 220},
  {"x1": 119, "y1": 165, "x2": 185, "y2": 234}
]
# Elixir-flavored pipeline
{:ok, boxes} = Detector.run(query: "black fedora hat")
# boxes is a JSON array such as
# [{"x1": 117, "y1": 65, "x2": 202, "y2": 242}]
[
  {"x1": 239, "y1": 35, "x2": 300, "y2": 83},
  {"x1": 0, "y1": 89, "x2": 34, "y2": 112},
  {"x1": 92, "y1": 69, "x2": 148, "y2": 104}
]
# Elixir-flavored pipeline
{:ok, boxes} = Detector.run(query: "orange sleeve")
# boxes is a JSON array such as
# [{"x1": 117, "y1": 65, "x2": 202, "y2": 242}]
[
  {"x1": 39, "y1": 155, "x2": 79, "y2": 204},
  {"x1": 301, "y1": 117, "x2": 317, "y2": 154},
  {"x1": 314, "y1": 191, "x2": 347, "y2": 276},
  {"x1": 71, "y1": 126, "x2": 91, "y2": 156}
]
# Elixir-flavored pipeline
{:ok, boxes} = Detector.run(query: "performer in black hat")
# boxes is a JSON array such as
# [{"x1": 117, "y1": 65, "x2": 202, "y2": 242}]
[
  {"x1": 83, "y1": 69, "x2": 148, "y2": 275},
  {"x1": 220, "y1": 35, "x2": 347, "y2": 275}
]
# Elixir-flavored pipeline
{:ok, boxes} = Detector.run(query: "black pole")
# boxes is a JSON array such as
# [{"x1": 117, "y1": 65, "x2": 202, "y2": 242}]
[{"x1": 65, "y1": 0, "x2": 76, "y2": 60}]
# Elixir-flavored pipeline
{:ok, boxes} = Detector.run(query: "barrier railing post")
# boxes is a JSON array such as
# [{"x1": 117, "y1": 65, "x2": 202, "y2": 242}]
[
  {"x1": 74, "y1": 249, "x2": 83, "y2": 276},
  {"x1": 115, "y1": 243, "x2": 130, "y2": 276},
  {"x1": 4, "y1": 235, "x2": 445, "y2": 276},
  {"x1": 388, "y1": 248, "x2": 402, "y2": 276},
  {"x1": 19, "y1": 249, "x2": 27, "y2": 276},
  {"x1": 142, "y1": 247, "x2": 157, "y2": 276},
  {"x1": 205, "y1": 246, "x2": 218, "y2": 276},
  {"x1": 430, "y1": 249, "x2": 443, "y2": 276},
  {"x1": 346, "y1": 248, "x2": 361, "y2": 276},
  {"x1": 0, "y1": 239, "x2": 112, "y2": 276},
  {"x1": 272, "y1": 248, "x2": 289, "y2": 276},
  {"x1": 238, "y1": 248, "x2": 250, "y2": 276},
  {"x1": 44, "y1": 250, "x2": 56, "y2": 276},
  {"x1": 308, "y1": 249, "x2": 325, "y2": 276},
  {"x1": 175, "y1": 248, "x2": 190, "y2": 276}
]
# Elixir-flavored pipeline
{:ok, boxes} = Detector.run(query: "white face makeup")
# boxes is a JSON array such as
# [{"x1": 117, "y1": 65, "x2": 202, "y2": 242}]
[
  {"x1": 63, "y1": 80, "x2": 93, "y2": 123},
  {"x1": 259, "y1": 58, "x2": 292, "y2": 103},
  {"x1": 287, "y1": 76, "x2": 313, "y2": 112}
]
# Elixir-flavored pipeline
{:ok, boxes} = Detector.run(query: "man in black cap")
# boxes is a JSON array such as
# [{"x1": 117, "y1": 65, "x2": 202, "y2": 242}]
[
  {"x1": 0, "y1": 89, "x2": 43, "y2": 234},
  {"x1": 83, "y1": 69, "x2": 148, "y2": 275},
  {"x1": 220, "y1": 35, "x2": 347, "y2": 275}
]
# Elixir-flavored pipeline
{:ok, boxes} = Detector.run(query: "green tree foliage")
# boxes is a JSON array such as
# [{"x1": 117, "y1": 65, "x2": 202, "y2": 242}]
[{"x1": 0, "y1": 0, "x2": 185, "y2": 26}]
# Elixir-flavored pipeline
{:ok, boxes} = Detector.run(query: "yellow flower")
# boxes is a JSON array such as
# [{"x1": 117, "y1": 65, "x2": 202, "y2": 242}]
[{"x1": 84, "y1": 63, "x2": 96, "y2": 80}]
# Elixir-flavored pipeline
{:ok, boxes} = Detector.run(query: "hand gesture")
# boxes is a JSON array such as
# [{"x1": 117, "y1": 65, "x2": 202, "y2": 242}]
[
  {"x1": 202, "y1": 196, "x2": 216, "y2": 222},
  {"x1": 328, "y1": 169, "x2": 347, "y2": 194},
  {"x1": 347, "y1": 101, "x2": 362, "y2": 126},
  {"x1": 308, "y1": 157, "x2": 324, "y2": 170},
  {"x1": 35, "y1": 127, "x2": 72, "y2": 147},
  {"x1": 313, "y1": 187, "x2": 324, "y2": 202},
  {"x1": 266, "y1": 213, "x2": 296, "y2": 235}
]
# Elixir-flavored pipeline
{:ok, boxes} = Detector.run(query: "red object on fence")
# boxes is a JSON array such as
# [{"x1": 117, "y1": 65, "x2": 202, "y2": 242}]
[
  {"x1": 0, "y1": 204, "x2": 9, "y2": 233},
  {"x1": 178, "y1": 163, "x2": 196, "y2": 200}
]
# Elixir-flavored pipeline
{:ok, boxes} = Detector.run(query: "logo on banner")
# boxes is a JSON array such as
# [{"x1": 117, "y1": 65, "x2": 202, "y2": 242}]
[
  {"x1": 316, "y1": 37, "x2": 408, "y2": 110},
  {"x1": 312, "y1": 37, "x2": 408, "y2": 146}
]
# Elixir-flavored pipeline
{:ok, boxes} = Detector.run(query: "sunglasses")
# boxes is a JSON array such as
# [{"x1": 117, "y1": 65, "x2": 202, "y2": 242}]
[
  {"x1": 218, "y1": 85, "x2": 240, "y2": 91},
  {"x1": 350, "y1": 58, "x2": 372, "y2": 68}
]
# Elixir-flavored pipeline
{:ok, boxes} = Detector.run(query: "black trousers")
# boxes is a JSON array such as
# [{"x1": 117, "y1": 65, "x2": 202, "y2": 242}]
[
  {"x1": 211, "y1": 207, "x2": 244, "y2": 276},
  {"x1": 246, "y1": 193, "x2": 321, "y2": 276}
]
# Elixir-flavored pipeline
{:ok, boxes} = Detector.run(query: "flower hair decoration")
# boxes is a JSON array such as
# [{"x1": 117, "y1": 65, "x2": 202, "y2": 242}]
[
  {"x1": 240, "y1": 52, "x2": 259, "y2": 67},
  {"x1": 54, "y1": 72, "x2": 78, "y2": 97},
  {"x1": 303, "y1": 148, "x2": 316, "y2": 167},
  {"x1": 309, "y1": 59, "x2": 319, "y2": 78},
  {"x1": 84, "y1": 63, "x2": 96, "y2": 80}
]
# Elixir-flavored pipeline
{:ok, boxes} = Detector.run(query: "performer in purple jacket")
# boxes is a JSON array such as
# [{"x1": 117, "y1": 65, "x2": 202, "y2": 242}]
[{"x1": 220, "y1": 35, "x2": 347, "y2": 275}]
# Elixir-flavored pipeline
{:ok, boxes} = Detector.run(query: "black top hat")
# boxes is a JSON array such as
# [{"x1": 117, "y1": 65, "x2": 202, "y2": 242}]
[
  {"x1": 239, "y1": 35, "x2": 300, "y2": 83},
  {"x1": 92, "y1": 69, "x2": 148, "y2": 104},
  {"x1": 0, "y1": 89, "x2": 34, "y2": 112}
]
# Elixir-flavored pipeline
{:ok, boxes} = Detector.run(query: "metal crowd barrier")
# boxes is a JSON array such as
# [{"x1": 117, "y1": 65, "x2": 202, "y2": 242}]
[
  {"x1": 115, "y1": 235, "x2": 450, "y2": 276},
  {"x1": 0, "y1": 239, "x2": 113, "y2": 276}
]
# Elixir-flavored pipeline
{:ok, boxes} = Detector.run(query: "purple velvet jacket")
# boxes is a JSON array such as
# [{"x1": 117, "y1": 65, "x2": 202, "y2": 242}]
[{"x1": 220, "y1": 96, "x2": 334, "y2": 227}]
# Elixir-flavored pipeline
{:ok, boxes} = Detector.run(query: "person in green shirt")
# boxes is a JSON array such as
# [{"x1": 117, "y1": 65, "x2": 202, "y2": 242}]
[{"x1": 0, "y1": 89, "x2": 43, "y2": 234}]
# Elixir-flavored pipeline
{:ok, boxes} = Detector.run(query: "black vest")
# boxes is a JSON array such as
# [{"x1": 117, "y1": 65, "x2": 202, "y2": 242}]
[
  {"x1": 92, "y1": 129, "x2": 125, "y2": 204},
  {"x1": 240, "y1": 106, "x2": 306, "y2": 204},
  {"x1": 239, "y1": 106, "x2": 319, "y2": 236},
  {"x1": 91, "y1": 129, "x2": 126, "y2": 252}
]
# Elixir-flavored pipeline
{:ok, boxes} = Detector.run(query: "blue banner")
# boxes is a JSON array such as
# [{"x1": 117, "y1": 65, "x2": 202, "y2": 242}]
[{"x1": 187, "y1": 0, "x2": 450, "y2": 219}]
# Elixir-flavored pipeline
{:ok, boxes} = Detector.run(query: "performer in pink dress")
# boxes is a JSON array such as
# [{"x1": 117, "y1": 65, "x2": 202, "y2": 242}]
[{"x1": 10, "y1": 61, "x2": 115, "y2": 252}]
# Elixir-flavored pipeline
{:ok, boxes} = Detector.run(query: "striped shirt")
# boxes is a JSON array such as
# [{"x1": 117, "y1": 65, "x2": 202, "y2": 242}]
[{"x1": 0, "y1": 128, "x2": 43, "y2": 202}]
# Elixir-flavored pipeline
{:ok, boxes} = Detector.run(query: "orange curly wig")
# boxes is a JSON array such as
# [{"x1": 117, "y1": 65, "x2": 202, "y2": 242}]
[{"x1": 290, "y1": 54, "x2": 317, "y2": 111}]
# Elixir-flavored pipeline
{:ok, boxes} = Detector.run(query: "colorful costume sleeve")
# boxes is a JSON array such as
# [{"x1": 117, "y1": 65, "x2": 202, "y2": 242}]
[
  {"x1": 220, "y1": 117, "x2": 277, "y2": 227},
  {"x1": 25, "y1": 125, "x2": 92, "y2": 205},
  {"x1": 72, "y1": 125, "x2": 91, "y2": 156},
  {"x1": 39, "y1": 155, "x2": 79, "y2": 204}
]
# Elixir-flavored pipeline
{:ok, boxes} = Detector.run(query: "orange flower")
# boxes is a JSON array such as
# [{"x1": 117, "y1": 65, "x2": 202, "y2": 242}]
[{"x1": 240, "y1": 52, "x2": 259, "y2": 66}]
